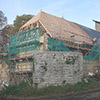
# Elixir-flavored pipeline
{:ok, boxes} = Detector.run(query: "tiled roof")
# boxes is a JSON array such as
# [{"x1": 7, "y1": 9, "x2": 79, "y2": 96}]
[
  {"x1": 78, "y1": 24, "x2": 100, "y2": 40},
  {"x1": 20, "y1": 10, "x2": 100, "y2": 44}
]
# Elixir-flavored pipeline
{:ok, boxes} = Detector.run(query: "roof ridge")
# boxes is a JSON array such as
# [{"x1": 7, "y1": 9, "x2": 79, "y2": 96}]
[{"x1": 41, "y1": 10, "x2": 70, "y2": 22}]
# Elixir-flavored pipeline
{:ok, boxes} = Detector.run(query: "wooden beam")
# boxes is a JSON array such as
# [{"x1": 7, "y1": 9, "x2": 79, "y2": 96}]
[{"x1": 0, "y1": 53, "x2": 7, "y2": 56}]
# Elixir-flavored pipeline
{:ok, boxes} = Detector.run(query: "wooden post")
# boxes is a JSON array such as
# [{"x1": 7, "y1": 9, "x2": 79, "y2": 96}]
[
  {"x1": 36, "y1": 21, "x2": 39, "y2": 40},
  {"x1": 43, "y1": 33, "x2": 48, "y2": 51},
  {"x1": 36, "y1": 21, "x2": 40, "y2": 50}
]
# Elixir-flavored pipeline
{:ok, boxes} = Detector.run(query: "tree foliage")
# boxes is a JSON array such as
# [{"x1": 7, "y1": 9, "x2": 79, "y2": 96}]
[
  {"x1": 0, "y1": 11, "x2": 7, "y2": 51},
  {"x1": 0, "y1": 11, "x2": 33, "y2": 47},
  {"x1": 1, "y1": 14, "x2": 33, "y2": 37},
  {"x1": 1, "y1": 25, "x2": 14, "y2": 44},
  {"x1": 13, "y1": 14, "x2": 33, "y2": 33},
  {"x1": 0, "y1": 11, "x2": 7, "y2": 29}
]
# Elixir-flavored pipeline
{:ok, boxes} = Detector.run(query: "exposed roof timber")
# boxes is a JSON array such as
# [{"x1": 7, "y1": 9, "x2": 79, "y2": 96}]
[
  {"x1": 19, "y1": 10, "x2": 100, "y2": 44},
  {"x1": 0, "y1": 53, "x2": 7, "y2": 56},
  {"x1": 39, "y1": 20, "x2": 52, "y2": 37}
]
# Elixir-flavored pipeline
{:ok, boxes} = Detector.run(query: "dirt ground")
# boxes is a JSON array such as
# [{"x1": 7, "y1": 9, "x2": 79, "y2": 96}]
[{"x1": 0, "y1": 89, "x2": 100, "y2": 100}]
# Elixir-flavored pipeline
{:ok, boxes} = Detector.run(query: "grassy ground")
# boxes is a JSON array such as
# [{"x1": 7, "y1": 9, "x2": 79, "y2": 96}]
[{"x1": 0, "y1": 78, "x2": 100, "y2": 98}]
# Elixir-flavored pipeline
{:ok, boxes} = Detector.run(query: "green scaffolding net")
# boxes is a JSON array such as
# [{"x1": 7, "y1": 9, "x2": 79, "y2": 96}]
[
  {"x1": 9, "y1": 28, "x2": 41, "y2": 56},
  {"x1": 48, "y1": 37, "x2": 71, "y2": 52},
  {"x1": 0, "y1": 60, "x2": 3, "y2": 64},
  {"x1": 3, "y1": 31, "x2": 100, "y2": 62},
  {"x1": 48, "y1": 37, "x2": 100, "y2": 60},
  {"x1": 83, "y1": 45, "x2": 99, "y2": 60},
  {"x1": 3, "y1": 55, "x2": 9, "y2": 65}
]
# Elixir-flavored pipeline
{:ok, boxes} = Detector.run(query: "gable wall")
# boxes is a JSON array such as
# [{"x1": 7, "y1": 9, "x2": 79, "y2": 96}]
[{"x1": 95, "y1": 22, "x2": 100, "y2": 32}]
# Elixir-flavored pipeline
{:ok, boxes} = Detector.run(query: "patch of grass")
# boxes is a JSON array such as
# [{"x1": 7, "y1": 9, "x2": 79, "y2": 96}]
[{"x1": 0, "y1": 78, "x2": 100, "y2": 98}]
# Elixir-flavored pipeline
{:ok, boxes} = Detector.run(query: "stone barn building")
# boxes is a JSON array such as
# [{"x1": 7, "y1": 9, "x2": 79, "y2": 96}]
[{"x1": 1, "y1": 10, "x2": 100, "y2": 87}]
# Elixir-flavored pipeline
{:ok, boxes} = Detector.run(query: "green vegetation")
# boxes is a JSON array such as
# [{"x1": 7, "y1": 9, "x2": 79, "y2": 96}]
[
  {"x1": 65, "y1": 56, "x2": 79, "y2": 65},
  {"x1": 13, "y1": 14, "x2": 33, "y2": 34},
  {"x1": 44, "y1": 61, "x2": 48, "y2": 71},
  {"x1": 0, "y1": 78, "x2": 100, "y2": 98},
  {"x1": 0, "y1": 10, "x2": 7, "y2": 29}
]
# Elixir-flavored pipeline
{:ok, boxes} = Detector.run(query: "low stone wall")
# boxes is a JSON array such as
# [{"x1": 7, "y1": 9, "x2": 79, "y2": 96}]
[
  {"x1": 33, "y1": 52, "x2": 83, "y2": 88},
  {"x1": 0, "y1": 62, "x2": 9, "y2": 89},
  {"x1": 83, "y1": 59, "x2": 99, "y2": 76}
]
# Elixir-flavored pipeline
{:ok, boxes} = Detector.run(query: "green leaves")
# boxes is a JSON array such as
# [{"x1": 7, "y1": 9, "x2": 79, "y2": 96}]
[
  {"x1": 13, "y1": 14, "x2": 33, "y2": 33},
  {"x1": 65, "y1": 56, "x2": 79, "y2": 65},
  {"x1": 0, "y1": 10, "x2": 7, "y2": 29}
]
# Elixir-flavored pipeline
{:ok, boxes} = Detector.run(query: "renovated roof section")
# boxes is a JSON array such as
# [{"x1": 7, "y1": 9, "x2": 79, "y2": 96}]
[{"x1": 20, "y1": 10, "x2": 100, "y2": 44}]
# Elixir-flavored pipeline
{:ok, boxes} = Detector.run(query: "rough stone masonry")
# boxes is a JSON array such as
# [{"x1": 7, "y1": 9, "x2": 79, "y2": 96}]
[{"x1": 32, "y1": 52, "x2": 83, "y2": 88}]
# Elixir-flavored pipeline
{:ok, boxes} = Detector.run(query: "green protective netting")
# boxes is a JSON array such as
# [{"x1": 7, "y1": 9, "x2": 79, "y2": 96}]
[
  {"x1": 9, "y1": 27, "x2": 41, "y2": 56},
  {"x1": 0, "y1": 60, "x2": 3, "y2": 64},
  {"x1": 5, "y1": 30, "x2": 100, "y2": 61},
  {"x1": 48, "y1": 37, "x2": 100, "y2": 60},
  {"x1": 48, "y1": 37, "x2": 71, "y2": 52},
  {"x1": 3, "y1": 55, "x2": 9, "y2": 65},
  {"x1": 83, "y1": 45, "x2": 99, "y2": 60},
  {"x1": 3, "y1": 45, "x2": 9, "y2": 53}
]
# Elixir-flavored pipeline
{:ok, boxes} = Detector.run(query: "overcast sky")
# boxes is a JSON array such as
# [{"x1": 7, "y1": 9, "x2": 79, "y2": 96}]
[{"x1": 0, "y1": 0, "x2": 100, "y2": 29}]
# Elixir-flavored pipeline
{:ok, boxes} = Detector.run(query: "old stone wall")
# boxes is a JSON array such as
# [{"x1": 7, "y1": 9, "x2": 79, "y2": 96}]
[
  {"x1": 32, "y1": 52, "x2": 83, "y2": 88},
  {"x1": 83, "y1": 59, "x2": 99, "y2": 76},
  {"x1": 0, "y1": 62, "x2": 9, "y2": 89}
]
